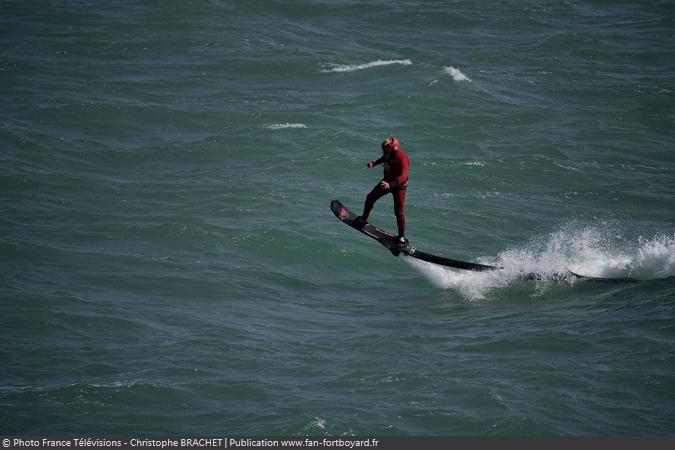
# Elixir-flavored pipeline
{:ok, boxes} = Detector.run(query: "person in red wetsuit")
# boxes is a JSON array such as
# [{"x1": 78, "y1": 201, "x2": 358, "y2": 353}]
[{"x1": 356, "y1": 136, "x2": 410, "y2": 248}]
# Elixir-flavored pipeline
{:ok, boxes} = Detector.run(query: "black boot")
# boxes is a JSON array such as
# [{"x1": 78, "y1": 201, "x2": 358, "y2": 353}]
[
  {"x1": 397, "y1": 235, "x2": 410, "y2": 251},
  {"x1": 353, "y1": 216, "x2": 367, "y2": 228}
]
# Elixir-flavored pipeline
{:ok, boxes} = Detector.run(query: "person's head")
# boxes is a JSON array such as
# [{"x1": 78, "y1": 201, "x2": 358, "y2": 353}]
[{"x1": 381, "y1": 136, "x2": 400, "y2": 154}]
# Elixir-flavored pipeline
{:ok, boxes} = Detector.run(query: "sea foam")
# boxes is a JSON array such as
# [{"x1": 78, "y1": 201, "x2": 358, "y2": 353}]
[
  {"x1": 320, "y1": 59, "x2": 412, "y2": 73},
  {"x1": 444, "y1": 66, "x2": 471, "y2": 82},
  {"x1": 266, "y1": 123, "x2": 307, "y2": 130}
]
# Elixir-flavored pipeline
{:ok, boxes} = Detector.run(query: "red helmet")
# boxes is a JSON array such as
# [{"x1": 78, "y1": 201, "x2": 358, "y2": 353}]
[{"x1": 381, "y1": 136, "x2": 400, "y2": 153}]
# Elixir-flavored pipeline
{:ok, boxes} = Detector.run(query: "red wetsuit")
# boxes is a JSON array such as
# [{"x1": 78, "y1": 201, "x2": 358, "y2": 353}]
[{"x1": 362, "y1": 148, "x2": 410, "y2": 236}]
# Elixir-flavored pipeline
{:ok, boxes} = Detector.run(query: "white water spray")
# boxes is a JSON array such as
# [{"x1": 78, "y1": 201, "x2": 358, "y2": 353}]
[{"x1": 405, "y1": 224, "x2": 675, "y2": 300}]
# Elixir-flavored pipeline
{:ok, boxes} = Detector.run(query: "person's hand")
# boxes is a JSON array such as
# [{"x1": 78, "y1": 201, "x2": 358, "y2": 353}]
[
  {"x1": 379, "y1": 180, "x2": 390, "y2": 189},
  {"x1": 367, "y1": 161, "x2": 375, "y2": 168}
]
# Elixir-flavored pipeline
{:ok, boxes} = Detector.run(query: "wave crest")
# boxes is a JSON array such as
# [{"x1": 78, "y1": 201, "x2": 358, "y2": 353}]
[
  {"x1": 266, "y1": 123, "x2": 307, "y2": 130},
  {"x1": 444, "y1": 66, "x2": 471, "y2": 82},
  {"x1": 320, "y1": 59, "x2": 412, "y2": 73}
]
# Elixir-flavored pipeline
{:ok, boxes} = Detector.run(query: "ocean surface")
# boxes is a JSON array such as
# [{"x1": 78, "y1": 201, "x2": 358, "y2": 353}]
[{"x1": 2, "y1": 0, "x2": 675, "y2": 436}]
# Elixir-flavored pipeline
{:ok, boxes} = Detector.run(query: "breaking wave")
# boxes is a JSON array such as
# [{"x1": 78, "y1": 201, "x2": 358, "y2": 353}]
[
  {"x1": 444, "y1": 66, "x2": 471, "y2": 82},
  {"x1": 320, "y1": 59, "x2": 412, "y2": 73},
  {"x1": 266, "y1": 123, "x2": 307, "y2": 130}
]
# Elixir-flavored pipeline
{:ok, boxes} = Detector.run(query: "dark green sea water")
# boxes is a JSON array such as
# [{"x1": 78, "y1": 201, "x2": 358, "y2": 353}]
[{"x1": 2, "y1": 0, "x2": 675, "y2": 436}]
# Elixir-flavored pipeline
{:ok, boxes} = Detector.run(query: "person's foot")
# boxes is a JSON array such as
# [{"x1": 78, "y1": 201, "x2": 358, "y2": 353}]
[
  {"x1": 397, "y1": 236, "x2": 410, "y2": 250},
  {"x1": 353, "y1": 216, "x2": 367, "y2": 228}
]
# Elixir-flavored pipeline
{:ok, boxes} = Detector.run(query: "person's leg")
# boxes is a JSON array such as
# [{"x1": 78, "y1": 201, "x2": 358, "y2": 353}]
[
  {"x1": 361, "y1": 184, "x2": 388, "y2": 221},
  {"x1": 392, "y1": 188, "x2": 407, "y2": 238}
]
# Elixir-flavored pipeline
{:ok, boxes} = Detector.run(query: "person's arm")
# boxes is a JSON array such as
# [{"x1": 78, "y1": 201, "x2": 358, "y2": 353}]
[{"x1": 367, "y1": 156, "x2": 385, "y2": 168}]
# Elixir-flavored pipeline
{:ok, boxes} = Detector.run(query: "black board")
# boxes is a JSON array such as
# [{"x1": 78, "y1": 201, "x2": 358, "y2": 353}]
[
  {"x1": 330, "y1": 199, "x2": 498, "y2": 272},
  {"x1": 330, "y1": 199, "x2": 640, "y2": 282}
]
